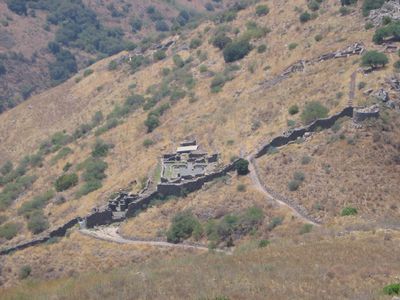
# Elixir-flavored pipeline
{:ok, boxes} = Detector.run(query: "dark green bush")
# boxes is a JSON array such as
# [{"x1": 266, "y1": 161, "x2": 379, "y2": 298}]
[
  {"x1": 0, "y1": 161, "x2": 13, "y2": 176},
  {"x1": 153, "y1": 50, "x2": 166, "y2": 61},
  {"x1": 55, "y1": 173, "x2": 78, "y2": 192},
  {"x1": 6, "y1": 0, "x2": 27, "y2": 15},
  {"x1": 19, "y1": 265, "x2": 31, "y2": 280},
  {"x1": 234, "y1": 158, "x2": 249, "y2": 175},
  {"x1": 288, "y1": 179, "x2": 300, "y2": 191},
  {"x1": 212, "y1": 34, "x2": 232, "y2": 50},
  {"x1": 83, "y1": 69, "x2": 93, "y2": 77},
  {"x1": 308, "y1": 0, "x2": 320, "y2": 11},
  {"x1": 288, "y1": 104, "x2": 299, "y2": 115},
  {"x1": 257, "y1": 44, "x2": 267, "y2": 53},
  {"x1": 27, "y1": 210, "x2": 49, "y2": 234},
  {"x1": 155, "y1": 20, "x2": 169, "y2": 32},
  {"x1": 255, "y1": 5, "x2": 269, "y2": 16},
  {"x1": 167, "y1": 211, "x2": 202, "y2": 243},
  {"x1": 0, "y1": 175, "x2": 37, "y2": 209},
  {"x1": 258, "y1": 239, "x2": 270, "y2": 247},
  {"x1": 341, "y1": 206, "x2": 357, "y2": 216},
  {"x1": 76, "y1": 180, "x2": 102, "y2": 197},
  {"x1": 173, "y1": 54, "x2": 185, "y2": 68},
  {"x1": 81, "y1": 159, "x2": 108, "y2": 182},
  {"x1": 299, "y1": 223, "x2": 313, "y2": 234},
  {"x1": 300, "y1": 101, "x2": 329, "y2": 124},
  {"x1": 0, "y1": 222, "x2": 20, "y2": 240},
  {"x1": 362, "y1": 0, "x2": 385, "y2": 16},
  {"x1": 293, "y1": 171, "x2": 305, "y2": 182},
  {"x1": 267, "y1": 216, "x2": 284, "y2": 231},
  {"x1": 190, "y1": 38, "x2": 202, "y2": 49},
  {"x1": 394, "y1": 60, "x2": 400, "y2": 71},
  {"x1": 299, "y1": 11, "x2": 311, "y2": 23},
  {"x1": 223, "y1": 39, "x2": 252, "y2": 63},
  {"x1": 91, "y1": 139, "x2": 113, "y2": 157}
]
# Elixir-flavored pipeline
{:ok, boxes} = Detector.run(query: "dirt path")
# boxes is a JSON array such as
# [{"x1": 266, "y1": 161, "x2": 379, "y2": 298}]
[
  {"x1": 79, "y1": 227, "x2": 232, "y2": 254},
  {"x1": 247, "y1": 156, "x2": 320, "y2": 226}
]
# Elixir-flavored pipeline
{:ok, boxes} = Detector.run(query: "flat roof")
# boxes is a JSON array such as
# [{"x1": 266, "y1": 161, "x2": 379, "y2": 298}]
[{"x1": 177, "y1": 145, "x2": 198, "y2": 153}]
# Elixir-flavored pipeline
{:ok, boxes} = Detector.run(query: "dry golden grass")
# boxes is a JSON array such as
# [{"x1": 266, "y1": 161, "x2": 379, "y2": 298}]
[
  {"x1": 256, "y1": 113, "x2": 400, "y2": 222},
  {"x1": 2, "y1": 230, "x2": 400, "y2": 299}
]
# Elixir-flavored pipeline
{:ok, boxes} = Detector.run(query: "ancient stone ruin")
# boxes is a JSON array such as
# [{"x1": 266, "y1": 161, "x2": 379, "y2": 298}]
[
  {"x1": 353, "y1": 105, "x2": 380, "y2": 123},
  {"x1": 160, "y1": 140, "x2": 219, "y2": 183}
]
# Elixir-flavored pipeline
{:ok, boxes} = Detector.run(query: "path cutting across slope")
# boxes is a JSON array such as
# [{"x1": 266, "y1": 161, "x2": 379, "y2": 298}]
[
  {"x1": 79, "y1": 227, "x2": 232, "y2": 254},
  {"x1": 247, "y1": 156, "x2": 320, "y2": 226}
]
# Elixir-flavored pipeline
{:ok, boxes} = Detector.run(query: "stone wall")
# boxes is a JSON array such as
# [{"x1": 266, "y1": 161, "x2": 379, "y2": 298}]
[
  {"x1": 125, "y1": 191, "x2": 159, "y2": 218},
  {"x1": 353, "y1": 106, "x2": 380, "y2": 123},
  {"x1": 0, "y1": 217, "x2": 79, "y2": 255},
  {"x1": 255, "y1": 107, "x2": 354, "y2": 158},
  {"x1": 85, "y1": 209, "x2": 113, "y2": 228}
]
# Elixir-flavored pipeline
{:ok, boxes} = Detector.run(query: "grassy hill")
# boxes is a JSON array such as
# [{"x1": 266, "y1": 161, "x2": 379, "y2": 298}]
[{"x1": 0, "y1": 0, "x2": 399, "y2": 297}]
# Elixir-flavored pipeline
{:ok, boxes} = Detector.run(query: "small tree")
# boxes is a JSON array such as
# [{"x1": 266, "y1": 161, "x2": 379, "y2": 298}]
[
  {"x1": 299, "y1": 11, "x2": 311, "y2": 23},
  {"x1": 223, "y1": 39, "x2": 252, "y2": 63},
  {"x1": 212, "y1": 34, "x2": 232, "y2": 50},
  {"x1": 167, "y1": 211, "x2": 202, "y2": 243},
  {"x1": 300, "y1": 101, "x2": 329, "y2": 124},
  {"x1": 288, "y1": 104, "x2": 299, "y2": 115},
  {"x1": 235, "y1": 158, "x2": 249, "y2": 175},
  {"x1": 361, "y1": 51, "x2": 388, "y2": 69}
]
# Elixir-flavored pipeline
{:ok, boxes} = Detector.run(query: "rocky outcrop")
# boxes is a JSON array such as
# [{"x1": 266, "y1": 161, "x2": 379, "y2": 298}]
[{"x1": 368, "y1": 1, "x2": 400, "y2": 26}]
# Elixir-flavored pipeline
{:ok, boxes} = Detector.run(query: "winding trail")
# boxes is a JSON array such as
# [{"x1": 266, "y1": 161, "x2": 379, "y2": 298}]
[
  {"x1": 79, "y1": 227, "x2": 232, "y2": 254},
  {"x1": 247, "y1": 156, "x2": 320, "y2": 226}
]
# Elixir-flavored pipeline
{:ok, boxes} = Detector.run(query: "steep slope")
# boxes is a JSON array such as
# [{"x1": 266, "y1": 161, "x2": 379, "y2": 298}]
[{"x1": 0, "y1": 0, "x2": 399, "y2": 296}]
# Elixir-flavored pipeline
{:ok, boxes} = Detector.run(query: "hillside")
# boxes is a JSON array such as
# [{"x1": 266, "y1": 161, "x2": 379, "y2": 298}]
[
  {"x1": 0, "y1": 0, "x2": 235, "y2": 112},
  {"x1": 0, "y1": 0, "x2": 400, "y2": 297}
]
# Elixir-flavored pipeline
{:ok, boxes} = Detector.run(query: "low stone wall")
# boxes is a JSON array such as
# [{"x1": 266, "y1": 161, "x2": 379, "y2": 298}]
[
  {"x1": 0, "y1": 217, "x2": 79, "y2": 255},
  {"x1": 125, "y1": 191, "x2": 159, "y2": 218},
  {"x1": 85, "y1": 209, "x2": 113, "y2": 228},
  {"x1": 255, "y1": 107, "x2": 354, "y2": 158},
  {"x1": 353, "y1": 106, "x2": 379, "y2": 123}
]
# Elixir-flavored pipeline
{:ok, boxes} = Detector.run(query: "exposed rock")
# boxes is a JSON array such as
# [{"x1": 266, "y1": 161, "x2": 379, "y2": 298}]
[
  {"x1": 368, "y1": 0, "x2": 400, "y2": 26},
  {"x1": 374, "y1": 88, "x2": 390, "y2": 102}
]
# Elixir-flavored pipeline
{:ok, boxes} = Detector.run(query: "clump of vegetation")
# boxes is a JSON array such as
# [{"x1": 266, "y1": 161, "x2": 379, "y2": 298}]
[
  {"x1": 288, "y1": 104, "x2": 299, "y2": 115},
  {"x1": 301, "y1": 155, "x2": 311, "y2": 165},
  {"x1": 153, "y1": 50, "x2": 166, "y2": 61},
  {"x1": 223, "y1": 39, "x2": 252, "y2": 63},
  {"x1": 362, "y1": 0, "x2": 386, "y2": 16},
  {"x1": 190, "y1": 38, "x2": 202, "y2": 49},
  {"x1": 212, "y1": 34, "x2": 232, "y2": 50},
  {"x1": 91, "y1": 139, "x2": 113, "y2": 157},
  {"x1": 383, "y1": 283, "x2": 400, "y2": 296},
  {"x1": 143, "y1": 139, "x2": 155, "y2": 148},
  {"x1": 255, "y1": 5, "x2": 269, "y2": 16},
  {"x1": 288, "y1": 43, "x2": 298, "y2": 50},
  {"x1": 18, "y1": 265, "x2": 32, "y2": 280},
  {"x1": 299, "y1": 223, "x2": 313, "y2": 234},
  {"x1": 299, "y1": 11, "x2": 311, "y2": 23},
  {"x1": 0, "y1": 222, "x2": 20, "y2": 240},
  {"x1": 27, "y1": 210, "x2": 49, "y2": 234},
  {"x1": 18, "y1": 190, "x2": 54, "y2": 217},
  {"x1": 167, "y1": 211, "x2": 203, "y2": 243},
  {"x1": 301, "y1": 101, "x2": 329, "y2": 124},
  {"x1": 341, "y1": 206, "x2": 357, "y2": 216},
  {"x1": 234, "y1": 159, "x2": 249, "y2": 175},
  {"x1": 0, "y1": 175, "x2": 37, "y2": 209},
  {"x1": 267, "y1": 216, "x2": 283, "y2": 231},
  {"x1": 55, "y1": 173, "x2": 78, "y2": 192},
  {"x1": 361, "y1": 50, "x2": 388, "y2": 69},
  {"x1": 288, "y1": 179, "x2": 300, "y2": 191},
  {"x1": 257, "y1": 44, "x2": 267, "y2": 53},
  {"x1": 76, "y1": 157, "x2": 108, "y2": 197}
]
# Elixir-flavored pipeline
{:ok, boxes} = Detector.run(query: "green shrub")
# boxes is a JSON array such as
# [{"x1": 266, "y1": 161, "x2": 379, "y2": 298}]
[
  {"x1": 0, "y1": 222, "x2": 20, "y2": 240},
  {"x1": 0, "y1": 175, "x2": 37, "y2": 209},
  {"x1": 76, "y1": 180, "x2": 102, "y2": 197},
  {"x1": 173, "y1": 54, "x2": 184, "y2": 68},
  {"x1": 293, "y1": 171, "x2": 305, "y2": 182},
  {"x1": 83, "y1": 69, "x2": 94, "y2": 77},
  {"x1": 358, "y1": 81, "x2": 366, "y2": 90},
  {"x1": 143, "y1": 139, "x2": 155, "y2": 148},
  {"x1": 257, "y1": 44, "x2": 267, "y2": 53},
  {"x1": 212, "y1": 34, "x2": 232, "y2": 50},
  {"x1": 339, "y1": 6, "x2": 350, "y2": 16},
  {"x1": 394, "y1": 60, "x2": 400, "y2": 71},
  {"x1": 300, "y1": 101, "x2": 329, "y2": 124},
  {"x1": 288, "y1": 43, "x2": 298, "y2": 50},
  {"x1": 108, "y1": 60, "x2": 118, "y2": 71},
  {"x1": 314, "y1": 34, "x2": 323, "y2": 42},
  {"x1": 237, "y1": 184, "x2": 246, "y2": 192},
  {"x1": 81, "y1": 159, "x2": 108, "y2": 182},
  {"x1": 258, "y1": 239, "x2": 270, "y2": 247},
  {"x1": 167, "y1": 211, "x2": 202, "y2": 243},
  {"x1": 190, "y1": 38, "x2": 202, "y2": 49},
  {"x1": 255, "y1": 5, "x2": 269, "y2": 16},
  {"x1": 19, "y1": 265, "x2": 31, "y2": 280},
  {"x1": 199, "y1": 64, "x2": 208, "y2": 73},
  {"x1": 383, "y1": 283, "x2": 400, "y2": 296},
  {"x1": 18, "y1": 190, "x2": 54, "y2": 217},
  {"x1": 361, "y1": 50, "x2": 388, "y2": 68},
  {"x1": 299, "y1": 11, "x2": 311, "y2": 23},
  {"x1": 362, "y1": 0, "x2": 385, "y2": 16},
  {"x1": 234, "y1": 158, "x2": 249, "y2": 175},
  {"x1": 51, "y1": 147, "x2": 72, "y2": 164},
  {"x1": 288, "y1": 179, "x2": 301, "y2": 191},
  {"x1": 299, "y1": 223, "x2": 313, "y2": 234},
  {"x1": 341, "y1": 206, "x2": 357, "y2": 216},
  {"x1": 267, "y1": 216, "x2": 284, "y2": 231},
  {"x1": 301, "y1": 156, "x2": 311, "y2": 165},
  {"x1": 153, "y1": 50, "x2": 166, "y2": 61},
  {"x1": 91, "y1": 139, "x2": 113, "y2": 157},
  {"x1": 27, "y1": 210, "x2": 49, "y2": 234},
  {"x1": 0, "y1": 161, "x2": 13, "y2": 176},
  {"x1": 308, "y1": 0, "x2": 320, "y2": 11},
  {"x1": 55, "y1": 173, "x2": 78, "y2": 192},
  {"x1": 288, "y1": 104, "x2": 299, "y2": 115},
  {"x1": 223, "y1": 39, "x2": 252, "y2": 63}
]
